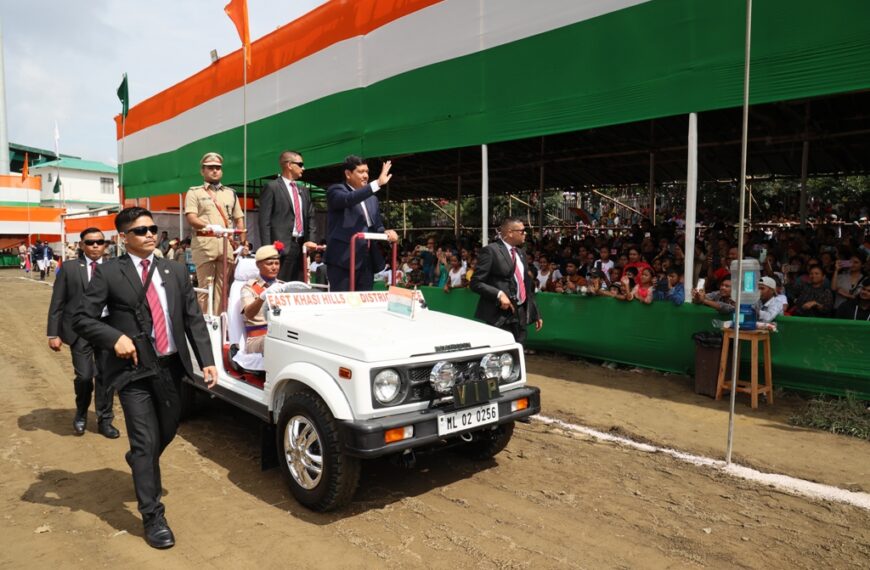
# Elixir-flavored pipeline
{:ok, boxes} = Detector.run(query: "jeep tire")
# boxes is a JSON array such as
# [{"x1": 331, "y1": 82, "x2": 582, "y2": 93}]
[
  {"x1": 456, "y1": 421, "x2": 515, "y2": 460},
  {"x1": 276, "y1": 390, "x2": 360, "y2": 511}
]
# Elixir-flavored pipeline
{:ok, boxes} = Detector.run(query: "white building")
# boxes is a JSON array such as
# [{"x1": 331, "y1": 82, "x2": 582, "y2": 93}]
[{"x1": 29, "y1": 158, "x2": 118, "y2": 214}]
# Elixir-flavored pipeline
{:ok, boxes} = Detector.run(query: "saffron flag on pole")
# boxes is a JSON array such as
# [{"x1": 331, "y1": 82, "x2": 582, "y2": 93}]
[
  {"x1": 224, "y1": 0, "x2": 251, "y2": 68},
  {"x1": 117, "y1": 73, "x2": 129, "y2": 117},
  {"x1": 21, "y1": 152, "x2": 28, "y2": 181}
]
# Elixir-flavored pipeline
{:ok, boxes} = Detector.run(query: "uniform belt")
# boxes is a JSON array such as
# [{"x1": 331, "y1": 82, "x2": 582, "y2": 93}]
[{"x1": 196, "y1": 230, "x2": 228, "y2": 237}]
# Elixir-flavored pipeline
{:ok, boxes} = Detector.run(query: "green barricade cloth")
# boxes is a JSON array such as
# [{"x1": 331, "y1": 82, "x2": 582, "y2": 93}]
[
  {"x1": 0, "y1": 255, "x2": 21, "y2": 267},
  {"x1": 415, "y1": 286, "x2": 870, "y2": 399}
]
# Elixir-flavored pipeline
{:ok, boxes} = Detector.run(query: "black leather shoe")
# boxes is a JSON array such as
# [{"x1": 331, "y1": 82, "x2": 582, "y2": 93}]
[
  {"x1": 73, "y1": 417, "x2": 86, "y2": 436},
  {"x1": 98, "y1": 421, "x2": 120, "y2": 439},
  {"x1": 144, "y1": 517, "x2": 175, "y2": 549}
]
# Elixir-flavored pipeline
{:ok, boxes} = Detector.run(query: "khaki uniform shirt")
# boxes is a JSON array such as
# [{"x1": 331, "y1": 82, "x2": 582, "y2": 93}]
[
  {"x1": 240, "y1": 276, "x2": 280, "y2": 354},
  {"x1": 185, "y1": 183, "x2": 244, "y2": 265}
]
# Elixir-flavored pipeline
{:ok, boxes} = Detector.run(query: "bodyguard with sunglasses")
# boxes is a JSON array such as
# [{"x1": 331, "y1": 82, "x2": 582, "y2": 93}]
[
  {"x1": 258, "y1": 150, "x2": 319, "y2": 281},
  {"x1": 73, "y1": 207, "x2": 218, "y2": 549},
  {"x1": 47, "y1": 227, "x2": 120, "y2": 438}
]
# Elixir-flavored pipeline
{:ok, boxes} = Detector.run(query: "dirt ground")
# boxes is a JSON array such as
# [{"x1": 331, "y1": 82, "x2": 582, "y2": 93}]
[{"x1": 1, "y1": 273, "x2": 868, "y2": 569}]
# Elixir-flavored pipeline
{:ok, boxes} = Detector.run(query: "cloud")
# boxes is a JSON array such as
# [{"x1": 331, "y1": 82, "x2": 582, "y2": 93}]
[{"x1": 2, "y1": 0, "x2": 327, "y2": 166}]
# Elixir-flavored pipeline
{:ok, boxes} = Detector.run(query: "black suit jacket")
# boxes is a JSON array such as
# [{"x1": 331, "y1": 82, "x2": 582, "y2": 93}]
[
  {"x1": 258, "y1": 177, "x2": 317, "y2": 248},
  {"x1": 32, "y1": 245, "x2": 53, "y2": 262},
  {"x1": 324, "y1": 182, "x2": 385, "y2": 271},
  {"x1": 72, "y1": 254, "x2": 215, "y2": 383},
  {"x1": 470, "y1": 241, "x2": 540, "y2": 326},
  {"x1": 47, "y1": 257, "x2": 92, "y2": 344}
]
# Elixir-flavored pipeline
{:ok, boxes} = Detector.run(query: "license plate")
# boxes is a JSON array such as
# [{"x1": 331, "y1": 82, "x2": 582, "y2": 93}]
[{"x1": 437, "y1": 403, "x2": 499, "y2": 436}]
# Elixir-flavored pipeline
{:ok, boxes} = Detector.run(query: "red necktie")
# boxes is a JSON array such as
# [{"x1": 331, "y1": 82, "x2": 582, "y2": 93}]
[
  {"x1": 511, "y1": 247, "x2": 527, "y2": 304},
  {"x1": 290, "y1": 181, "x2": 303, "y2": 235},
  {"x1": 89, "y1": 261, "x2": 97, "y2": 282},
  {"x1": 140, "y1": 259, "x2": 170, "y2": 355}
]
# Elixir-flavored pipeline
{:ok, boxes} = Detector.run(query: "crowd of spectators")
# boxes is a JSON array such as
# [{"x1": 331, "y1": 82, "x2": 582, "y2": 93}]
[{"x1": 362, "y1": 217, "x2": 869, "y2": 323}]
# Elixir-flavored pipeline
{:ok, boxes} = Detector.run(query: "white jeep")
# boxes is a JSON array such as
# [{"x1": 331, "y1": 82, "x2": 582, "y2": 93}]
[{"x1": 184, "y1": 257, "x2": 541, "y2": 512}]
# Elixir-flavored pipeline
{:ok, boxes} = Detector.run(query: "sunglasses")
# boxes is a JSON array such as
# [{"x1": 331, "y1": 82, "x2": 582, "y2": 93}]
[
  {"x1": 83, "y1": 239, "x2": 107, "y2": 246},
  {"x1": 283, "y1": 160, "x2": 304, "y2": 167},
  {"x1": 126, "y1": 225, "x2": 159, "y2": 237},
  {"x1": 203, "y1": 165, "x2": 222, "y2": 170}
]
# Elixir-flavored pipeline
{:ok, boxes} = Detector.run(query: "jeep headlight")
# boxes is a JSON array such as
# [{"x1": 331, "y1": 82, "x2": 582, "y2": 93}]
[
  {"x1": 480, "y1": 354, "x2": 501, "y2": 380},
  {"x1": 429, "y1": 361, "x2": 456, "y2": 394},
  {"x1": 373, "y1": 369, "x2": 402, "y2": 404},
  {"x1": 498, "y1": 352, "x2": 515, "y2": 381}
]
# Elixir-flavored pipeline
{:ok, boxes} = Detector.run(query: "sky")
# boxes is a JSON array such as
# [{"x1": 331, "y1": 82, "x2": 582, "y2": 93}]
[{"x1": 1, "y1": 0, "x2": 328, "y2": 167}]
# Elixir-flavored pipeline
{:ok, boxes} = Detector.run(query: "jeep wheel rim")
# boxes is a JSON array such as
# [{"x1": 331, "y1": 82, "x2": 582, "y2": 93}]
[{"x1": 284, "y1": 415, "x2": 323, "y2": 490}]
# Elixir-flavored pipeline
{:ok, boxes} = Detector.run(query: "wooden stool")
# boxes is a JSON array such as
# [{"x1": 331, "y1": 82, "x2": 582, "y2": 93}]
[{"x1": 715, "y1": 328, "x2": 773, "y2": 409}]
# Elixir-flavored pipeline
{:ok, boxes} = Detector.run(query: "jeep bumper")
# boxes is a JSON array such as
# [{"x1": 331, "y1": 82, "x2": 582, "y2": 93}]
[{"x1": 340, "y1": 386, "x2": 541, "y2": 458}]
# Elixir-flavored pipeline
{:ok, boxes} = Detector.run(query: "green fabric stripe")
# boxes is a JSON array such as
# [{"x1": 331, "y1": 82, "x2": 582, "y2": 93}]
[{"x1": 124, "y1": 0, "x2": 870, "y2": 198}]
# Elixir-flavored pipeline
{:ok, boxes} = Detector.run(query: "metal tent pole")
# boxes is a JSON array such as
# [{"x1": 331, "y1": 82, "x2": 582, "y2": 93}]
[
  {"x1": 481, "y1": 144, "x2": 489, "y2": 246},
  {"x1": 684, "y1": 113, "x2": 698, "y2": 301},
  {"x1": 726, "y1": 0, "x2": 753, "y2": 466}
]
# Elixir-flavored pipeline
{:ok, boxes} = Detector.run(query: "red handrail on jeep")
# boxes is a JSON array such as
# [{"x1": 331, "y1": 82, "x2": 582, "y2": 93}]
[{"x1": 349, "y1": 232, "x2": 398, "y2": 292}]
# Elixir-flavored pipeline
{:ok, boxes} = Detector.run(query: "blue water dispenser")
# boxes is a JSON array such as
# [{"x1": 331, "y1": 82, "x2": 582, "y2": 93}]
[{"x1": 729, "y1": 258, "x2": 760, "y2": 330}]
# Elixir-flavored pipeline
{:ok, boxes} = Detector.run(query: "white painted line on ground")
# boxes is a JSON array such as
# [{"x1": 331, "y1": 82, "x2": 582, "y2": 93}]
[
  {"x1": 533, "y1": 414, "x2": 870, "y2": 511},
  {"x1": 13, "y1": 276, "x2": 52, "y2": 286}
]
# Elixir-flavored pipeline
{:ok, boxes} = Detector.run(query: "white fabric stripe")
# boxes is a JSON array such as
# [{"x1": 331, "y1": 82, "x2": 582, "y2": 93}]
[
  {"x1": 0, "y1": 187, "x2": 41, "y2": 202},
  {"x1": 533, "y1": 415, "x2": 870, "y2": 511},
  {"x1": 0, "y1": 221, "x2": 61, "y2": 234},
  {"x1": 121, "y1": 0, "x2": 648, "y2": 163}
]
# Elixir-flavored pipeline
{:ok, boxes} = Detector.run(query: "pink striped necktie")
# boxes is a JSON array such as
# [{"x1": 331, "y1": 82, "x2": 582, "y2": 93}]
[
  {"x1": 140, "y1": 259, "x2": 170, "y2": 355},
  {"x1": 89, "y1": 261, "x2": 97, "y2": 282},
  {"x1": 511, "y1": 247, "x2": 527, "y2": 304},
  {"x1": 290, "y1": 181, "x2": 303, "y2": 235}
]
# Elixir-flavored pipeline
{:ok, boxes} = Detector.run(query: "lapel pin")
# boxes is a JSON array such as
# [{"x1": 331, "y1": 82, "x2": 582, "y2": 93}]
[{"x1": 164, "y1": 269, "x2": 170, "y2": 274}]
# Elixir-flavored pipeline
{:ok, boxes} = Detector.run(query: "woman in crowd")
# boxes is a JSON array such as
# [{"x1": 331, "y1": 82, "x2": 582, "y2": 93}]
[{"x1": 831, "y1": 251, "x2": 866, "y2": 309}]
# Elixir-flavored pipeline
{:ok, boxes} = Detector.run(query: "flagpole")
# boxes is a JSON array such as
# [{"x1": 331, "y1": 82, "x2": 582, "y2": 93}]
[
  {"x1": 243, "y1": 44, "x2": 248, "y2": 226},
  {"x1": 55, "y1": 123, "x2": 66, "y2": 262},
  {"x1": 120, "y1": 113, "x2": 126, "y2": 205},
  {"x1": 26, "y1": 165, "x2": 32, "y2": 279}
]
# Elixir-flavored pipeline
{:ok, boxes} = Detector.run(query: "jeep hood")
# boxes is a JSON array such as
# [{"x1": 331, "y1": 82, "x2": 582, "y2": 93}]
[{"x1": 271, "y1": 308, "x2": 516, "y2": 361}]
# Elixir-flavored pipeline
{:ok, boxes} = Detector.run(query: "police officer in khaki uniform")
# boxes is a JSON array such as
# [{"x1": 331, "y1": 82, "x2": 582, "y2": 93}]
[{"x1": 184, "y1": 152, "x2": 246, "y2": 314}]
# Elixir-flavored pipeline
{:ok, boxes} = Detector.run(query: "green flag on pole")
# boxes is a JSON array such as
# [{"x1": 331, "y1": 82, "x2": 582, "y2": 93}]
[
  {"x1": 53, "y1": 175, "x2": 61, "y2": 194},
  {"x1": 117, "y1": 73, "x2": 129, "y2": 117}
]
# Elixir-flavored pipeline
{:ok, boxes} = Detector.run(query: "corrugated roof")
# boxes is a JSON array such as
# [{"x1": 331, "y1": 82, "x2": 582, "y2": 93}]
[{"x1": 31, "y1": 158, "x2": 118, "y2": 175}]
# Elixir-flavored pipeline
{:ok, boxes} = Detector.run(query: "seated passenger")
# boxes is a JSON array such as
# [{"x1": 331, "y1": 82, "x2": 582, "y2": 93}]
[{"x1": 240, "y1": 245, "x2": 285, "y2": 355}]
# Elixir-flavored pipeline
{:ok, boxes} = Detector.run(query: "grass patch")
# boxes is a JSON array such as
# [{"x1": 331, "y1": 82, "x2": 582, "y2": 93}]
[{"x1": 788, "y1": 393, "x2": 870, "y2": 441}]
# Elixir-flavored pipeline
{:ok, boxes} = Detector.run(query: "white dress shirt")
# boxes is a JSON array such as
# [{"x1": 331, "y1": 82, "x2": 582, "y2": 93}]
[
  {"x1": 281, "y1": 175, "x2": 304, "y2": 237},
  {"x1": 127, "y1": 251, "x2": 177, "y2": 354},
  {"x1": 85, "y1": 257, "x2": 110, "y2": 318},
  {"x1": 499, "y1": 239, "x2": 525, "y2": 298}
]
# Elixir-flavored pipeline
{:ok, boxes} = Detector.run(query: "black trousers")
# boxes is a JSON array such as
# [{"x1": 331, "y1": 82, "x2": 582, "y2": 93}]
[
  {"x1": 117, "y1": 355, "x2": 183, "y2": 523},
  {"x1": 70, "y1": 337, "x2": 114, "y2": 422},
  {"x1": 277, "y1": 241, "x2": 303, "y2": 282},
  {"x1": 326, "y1": 262, "x2": 374, "y2": 292},
  {"x1": 495, "y1": 304, "x2": 529, "y2": 345}
]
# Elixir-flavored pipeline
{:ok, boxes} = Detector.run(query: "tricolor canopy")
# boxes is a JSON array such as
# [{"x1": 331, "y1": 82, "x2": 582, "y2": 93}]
[{"x1": 117, "y1": 0, "x2": 870, "y2": 199}]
